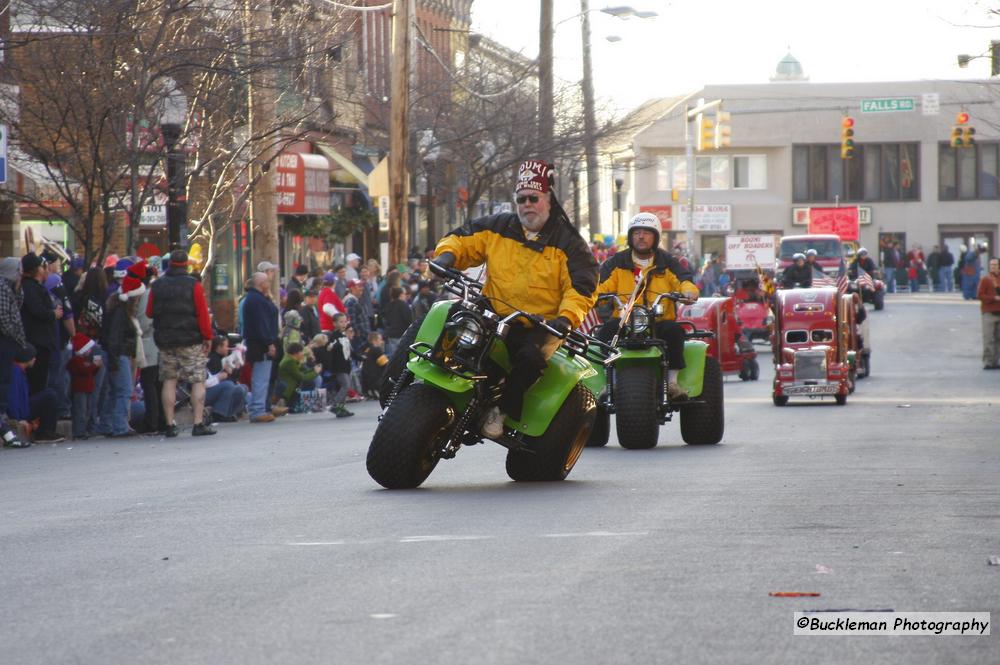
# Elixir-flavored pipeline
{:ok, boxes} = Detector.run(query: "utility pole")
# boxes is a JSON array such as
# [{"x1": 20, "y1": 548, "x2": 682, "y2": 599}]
[
  {"x1": 388, "y1": 0, "x2": 412, "y2": 266},
  {"x1": 580, "y1": 0, "x2": 601, "y2": 239},
  {"x1": 247, "y1": 0, "x2": 279, "y2": 304},
  {"x1": 538, "y1": 0, "x2": 554, "y2": 149}
]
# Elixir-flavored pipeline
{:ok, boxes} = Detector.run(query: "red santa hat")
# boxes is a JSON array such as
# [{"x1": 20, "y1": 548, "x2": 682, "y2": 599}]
[
  {"x1": 514, "y1": 160, "x2": 554, "y2": 195},
  {"x1": 72, "y1": 332, "x2": 96, "y2": 356},
  {"x1": 119, "y1": 274, "x2": 147, "y2": 301},
  {"x1": 127, "y1": 260, "x2": 147, "y2": 281}
]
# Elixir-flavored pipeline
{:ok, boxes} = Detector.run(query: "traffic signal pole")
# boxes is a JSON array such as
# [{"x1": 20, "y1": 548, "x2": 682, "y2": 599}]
[{"x1": 685, "y1": 98, "x2": 721, "y2": 261}]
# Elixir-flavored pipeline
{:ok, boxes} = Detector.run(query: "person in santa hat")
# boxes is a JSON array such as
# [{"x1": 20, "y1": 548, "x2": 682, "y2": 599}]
[
  {"x1": 97, "y1": 261, "x2": 147, "y2": 437},
  {"x1": 67, "y1": 331, "x2": 102, "y2": 439}
]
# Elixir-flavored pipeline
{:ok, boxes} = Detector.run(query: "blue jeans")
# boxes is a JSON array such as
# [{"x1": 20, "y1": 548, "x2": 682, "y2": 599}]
[
  {"x1": 206, "y1": 381, "x2": 248, "y2": 419},
  {"x1": 938, "y1": 266, "x2": 953, "y2": 292},
  {"x1": 71, "y1": 392, "x2": 92, "y2": 438},
  {"x1": 884, "y1": 268, "x2": 897, "y2": 293},
  {"x1": 46, "y1": 345, "x2": 71, "y2": 416},
  {"x1": 99, "y1": 355, "x2": 133, "y2": 435},
  {"x1": 249, "y1": 359, "x2": 272, "y2": 418},
  {"x1": 89, "y1": 346, "x2": 109, "y2": 432}
]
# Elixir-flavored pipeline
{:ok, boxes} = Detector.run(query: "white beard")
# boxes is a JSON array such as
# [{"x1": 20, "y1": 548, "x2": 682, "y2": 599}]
[{"x1": 517, "y1": 211, "x2": 548, "y2": 233}]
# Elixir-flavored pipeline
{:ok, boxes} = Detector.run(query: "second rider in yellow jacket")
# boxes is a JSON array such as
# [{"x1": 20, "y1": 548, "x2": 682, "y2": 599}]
[{"x1": 596, "y1": 212, "x2": 699, "y2": 398}]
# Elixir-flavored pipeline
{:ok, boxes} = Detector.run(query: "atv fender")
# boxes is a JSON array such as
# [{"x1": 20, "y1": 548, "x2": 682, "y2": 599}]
[{"x1": 507, "y1": 350, "x2": 597, "y2": 437}]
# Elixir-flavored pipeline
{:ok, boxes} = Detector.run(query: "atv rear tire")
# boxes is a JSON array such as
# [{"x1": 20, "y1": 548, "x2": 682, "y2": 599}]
[
  {"x1": 680, "y1": 357, "x2": 724, "y2": 445},
  {"x1": 858, "y1": 352, "x2": 870, "y2": 379},
  {"x1": 367, "y1": 383, "x2": 455, "y2": 489},
  {"x1": 379, "y1": 315, "x2": 424, "y2": 407},
  {"x1": 773, "y1": 394, "x2": 788, "y2": 406},
  {"x1": 749, "y1": 358, "x2": 760, "y2": 381},
  {"x1": 873, "y1": 289, "x2": 885, "y2": 311},
  {"x1": 586, "y1": 403, "x2": 610, "y2": 447},
  {"x1": 506, "y1": 384, "x2": 595, "y2": 481},
  {"x1": 614, "y1": 365, "x2": 660, "y2": 449}
]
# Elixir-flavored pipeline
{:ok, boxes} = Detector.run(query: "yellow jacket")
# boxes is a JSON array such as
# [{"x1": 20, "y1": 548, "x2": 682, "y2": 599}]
[
  {"x1": 435, "y1": 212, "x2": 598, "y2": 328},
  {"x1": 597, "y1": 249, "x2": 697, "y2": 321}
]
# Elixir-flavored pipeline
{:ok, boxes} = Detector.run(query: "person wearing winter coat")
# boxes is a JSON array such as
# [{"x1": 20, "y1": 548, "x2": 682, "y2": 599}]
[
  {"x1": 67, "y1": 332, "x2": 102, "y2": 439},
  {"x1": 99, "y1": 262, "x2": 147, "y2": 437}
]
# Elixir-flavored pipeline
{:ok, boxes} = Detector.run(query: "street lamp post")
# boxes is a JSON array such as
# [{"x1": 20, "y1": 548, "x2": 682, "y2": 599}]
[{"x1": 160, "y1": 88, "x2": 188, "y2": 251}]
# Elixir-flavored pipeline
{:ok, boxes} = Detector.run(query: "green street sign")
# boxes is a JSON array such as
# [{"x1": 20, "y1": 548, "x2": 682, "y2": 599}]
[{"x1": 860, "y1": 98, "x2": 916, "y2": 113}]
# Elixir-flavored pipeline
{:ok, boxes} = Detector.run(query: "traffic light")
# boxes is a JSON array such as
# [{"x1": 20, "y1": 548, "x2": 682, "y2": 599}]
[
  {"x1": 696, "y1": 112, "x2": 714, "y2": 151},
  {"x1": 840, "y1": 117, "x2": 855, "y2": 160},
  {"x1": 714, "y1": 110, "x2": 732, "y2": 149},
  {"x1": 953, "y1": 112, "x2": 975, "y2": 148}
]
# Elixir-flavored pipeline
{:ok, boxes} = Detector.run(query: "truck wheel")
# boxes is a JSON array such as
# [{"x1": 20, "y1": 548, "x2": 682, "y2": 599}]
[
  {"x1": 367, "y1": 383, "x2": 455, "y2": 489},
  {"x1": 750, "y1": 358, "x2": 760, "y2": 381},
  {"x1": 586, "y1": 403, "x2": 610, "y2": 447},
  {"x1": 773, "y1": 394, "x2": 788, "y2": 406},
  {"x1": 680, "y1": 358, "x2": 725, "y2": 445},
  {"x1": 835, "y1": 393, "x2": 847, "y2": 406},
  {"x1": 506, "y1": 384, "x2": 595, "y2": 481},
  {"x1": 379, "y1": 315, "x2": 425, "y2": 407},
  {"x1": 873, "y1": 290, "x2": 885, "y2": 311},
  {"x1": 614, "y1": 365, "x2": 660, "y2": 449}
]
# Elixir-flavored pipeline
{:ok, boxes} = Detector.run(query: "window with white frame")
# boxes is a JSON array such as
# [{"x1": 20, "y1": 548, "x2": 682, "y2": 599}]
[
  {"x1": 733, "y1": 155, "x2": 767, "y2": 189},
  {"x1": 656, "y1": 155, "x2": 687, "y2": 190}
]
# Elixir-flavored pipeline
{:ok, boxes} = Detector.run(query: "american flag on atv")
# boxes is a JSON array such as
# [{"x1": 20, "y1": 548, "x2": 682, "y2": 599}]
[{"x1": 811, "y1": 259, "x2": 848, "y2": 294}]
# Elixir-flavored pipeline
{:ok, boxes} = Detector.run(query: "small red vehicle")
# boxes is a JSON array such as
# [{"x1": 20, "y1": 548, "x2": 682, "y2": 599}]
[
  {"x1": 678, "y1": 296, "x2": 759, "y2": 381},
  {"x1": 771, "y1": 288, "x2": 855, "y2": 405}
]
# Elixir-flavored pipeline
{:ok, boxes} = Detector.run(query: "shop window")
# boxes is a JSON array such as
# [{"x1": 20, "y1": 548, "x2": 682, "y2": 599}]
[
  {"x1": 733, "y1": 155, "x2": 766, "y2": 189},
  {"x1": 939, "y1": 142, "x2": 1000, "y2": 200},
  {"x1": 793, "y1": 142, "x2": 919, "y2": 202}
]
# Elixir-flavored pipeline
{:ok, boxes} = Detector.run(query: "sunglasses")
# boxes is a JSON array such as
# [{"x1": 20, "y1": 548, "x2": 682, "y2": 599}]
[{"x1": 516, "y1": 194, "x2": 540, "y2": 204}]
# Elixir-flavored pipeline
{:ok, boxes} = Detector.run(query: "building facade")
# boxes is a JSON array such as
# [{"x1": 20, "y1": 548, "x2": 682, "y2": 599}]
[{"x1": 629, "y1": 71, "x2": 999, "y2": 268}]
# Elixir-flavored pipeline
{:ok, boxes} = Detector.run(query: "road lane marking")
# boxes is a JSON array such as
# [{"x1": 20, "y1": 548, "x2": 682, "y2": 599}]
[
  {"x1": 725, "y1": 397, "x2": 999, "y2": 405},
  {"x1": 370, "y1": 614, "x2": 397, "y2": 619},
  {"x1": 398, "y1": 535, "x2": 492, "y2": 543},
  {"x1": 542, "y1": 531, "x2": 649, "y2": 538},
  {"x1": 287, "y1": 541, "x2": 346, "y2": 546}
]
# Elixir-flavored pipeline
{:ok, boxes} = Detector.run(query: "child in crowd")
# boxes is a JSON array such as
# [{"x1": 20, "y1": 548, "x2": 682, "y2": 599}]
[
  {"x1": 7, "y1": 343, "x2": 64, "y2": 444},
  {"x1": 67, "y1": 332, "x2": 102, "y2": 439},
  {"x1": 326, "y1": 313, "x2": 354, "y2": 418},
  {"x1": 277, "y1": 342, "x2": 320, "y2": 412},
  {"x1": 360, "y1": 330, "x2": 389, "y2": 400},
  {"x1": 309, "y1": 333, "x2": 335, "y2": 393}
]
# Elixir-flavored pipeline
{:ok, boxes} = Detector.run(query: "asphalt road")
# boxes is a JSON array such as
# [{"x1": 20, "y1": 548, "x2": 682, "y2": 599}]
[{"x1": 1, "y1": 293, "x2": 997, "y2": 665}]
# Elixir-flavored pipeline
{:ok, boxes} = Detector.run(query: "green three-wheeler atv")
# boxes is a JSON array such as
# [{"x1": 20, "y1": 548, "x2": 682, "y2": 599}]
[{"x1": 367, "y1": 262, "x2": 619, "y2": 489}]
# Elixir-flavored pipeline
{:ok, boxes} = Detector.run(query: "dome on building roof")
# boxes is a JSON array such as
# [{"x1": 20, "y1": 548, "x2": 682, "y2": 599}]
[{"x1": 771, "y1": 51, "x2": 808, "y2": 81}]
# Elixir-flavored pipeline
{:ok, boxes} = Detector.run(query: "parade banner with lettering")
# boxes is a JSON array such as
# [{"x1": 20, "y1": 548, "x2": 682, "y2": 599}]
[
  {"x1": 807, "y1": 206, "x2": 859, "y2": 241},
  {"x1": 725, "y1": 234, "x2": 777, "y2": 271}
]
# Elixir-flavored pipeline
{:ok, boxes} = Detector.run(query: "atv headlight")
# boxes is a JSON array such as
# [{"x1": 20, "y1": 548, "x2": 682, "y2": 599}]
[
  {"x1": 630, "y1": 307, "x2": 650, "y2": 334},
  {"x1": 457, "y1": 318, "x2": 484, "y2": 348}
]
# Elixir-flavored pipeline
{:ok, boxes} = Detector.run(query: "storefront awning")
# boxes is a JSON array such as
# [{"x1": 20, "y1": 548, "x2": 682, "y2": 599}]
[
  {"x1": 315, "y1": 143, "x2": 368, "y2": 187},
  {"x1": 275, "y1": 152, "x2": 331, "y2": 215}
]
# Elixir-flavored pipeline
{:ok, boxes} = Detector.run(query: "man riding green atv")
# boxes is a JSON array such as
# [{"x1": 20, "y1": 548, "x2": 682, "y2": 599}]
[
  {"x1": 586, "y1": 212, "x2": 725, "y2": 449},
  {"x1": 367, "y1": 160, "x2": 616, "y2": 489}
]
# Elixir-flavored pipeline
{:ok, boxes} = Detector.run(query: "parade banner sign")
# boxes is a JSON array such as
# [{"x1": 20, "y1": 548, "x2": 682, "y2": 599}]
[
  {"x1": 725, "y1": 234, "x2": 777, "y2": 271},
  {"x1": 807, "y1": 207, "x2": 859, "y2": 241}
]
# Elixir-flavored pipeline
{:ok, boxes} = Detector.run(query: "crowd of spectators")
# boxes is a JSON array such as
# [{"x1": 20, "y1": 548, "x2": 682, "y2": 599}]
[{"x1": 0, "y1": 246, "x2": 447, "y2": 448}]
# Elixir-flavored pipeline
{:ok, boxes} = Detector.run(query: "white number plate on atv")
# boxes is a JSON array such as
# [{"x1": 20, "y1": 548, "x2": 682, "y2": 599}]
[{"x1": 784, "y1": 384, "x2": 839, "y2": 395}]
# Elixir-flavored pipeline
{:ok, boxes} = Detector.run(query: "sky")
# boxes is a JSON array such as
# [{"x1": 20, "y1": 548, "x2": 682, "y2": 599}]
[{"x1": 470, "y1": 0, "x2": 1000, "y2": 117}]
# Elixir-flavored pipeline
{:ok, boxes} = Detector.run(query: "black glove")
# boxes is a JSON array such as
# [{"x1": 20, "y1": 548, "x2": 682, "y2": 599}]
[
  {"x1": 432, "y1": 252, "x2": 456, "y2": 270},
  {"x1": 545, "y1": 316, "x2": 572, "y2": 337}
]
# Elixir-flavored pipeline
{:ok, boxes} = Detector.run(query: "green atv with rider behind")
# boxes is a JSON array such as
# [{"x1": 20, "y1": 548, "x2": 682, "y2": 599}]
[
  {"x1": 367, "y1": 262, "x2": 619, "y2": 489},
  {"x1": 585, "y1": 285, "x2": 725, "y2": 450}
]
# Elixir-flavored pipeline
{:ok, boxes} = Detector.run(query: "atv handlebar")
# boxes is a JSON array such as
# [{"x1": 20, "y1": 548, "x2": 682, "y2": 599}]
[{"x1": 596, "y1": 291, "x2": 695, "y2": 311}]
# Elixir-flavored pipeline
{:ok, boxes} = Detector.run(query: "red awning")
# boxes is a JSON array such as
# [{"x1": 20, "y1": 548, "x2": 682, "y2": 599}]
[{"x1": 275, "y1": 152, "x2": 330, "y2": 215}]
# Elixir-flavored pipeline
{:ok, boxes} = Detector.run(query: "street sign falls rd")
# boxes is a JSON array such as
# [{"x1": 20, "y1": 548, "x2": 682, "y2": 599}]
[{"x1": 861, "y1": 98, "x2": 915, "y2": 114}]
